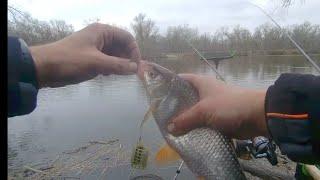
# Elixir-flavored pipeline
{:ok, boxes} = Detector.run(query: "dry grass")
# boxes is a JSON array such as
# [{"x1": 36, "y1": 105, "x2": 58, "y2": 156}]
[{"x1": 13, "y1": 139, "x2": 131, "y2": 180}]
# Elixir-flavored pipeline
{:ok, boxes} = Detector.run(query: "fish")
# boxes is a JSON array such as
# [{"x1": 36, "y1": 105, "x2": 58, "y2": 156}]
[{"x1": 137, "y1": 61, "x2": 246, "y2": 180}]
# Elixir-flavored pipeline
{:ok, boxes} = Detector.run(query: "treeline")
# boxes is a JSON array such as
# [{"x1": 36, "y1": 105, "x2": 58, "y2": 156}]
[
  {"x1": 8, "y1": 6, "x2": 74, "y2": 45},
  {"x1": 131, "y1": 14, "x2": 320, "y2": 58},
  {"x1": 8, "y1": 6, "x2": 320, "y2": 58}
]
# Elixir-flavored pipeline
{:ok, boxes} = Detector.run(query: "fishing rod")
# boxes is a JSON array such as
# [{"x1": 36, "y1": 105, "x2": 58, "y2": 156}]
[
  {"x1": 186, "y1": 39, "x2": 226, "y2": 81},
  {"x1": 250, "y1": 3, "x2": 320, "y2": 73},
  {"x1": 173, "y1": 161, "x2": 184, "y2": 180}
]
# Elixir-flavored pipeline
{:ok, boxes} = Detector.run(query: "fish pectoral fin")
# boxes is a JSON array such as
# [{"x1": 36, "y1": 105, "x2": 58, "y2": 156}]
[
  {"x1": 139, "y1": 106, "x2": 153, "y2": 129},
  {"x1": 155, "y1": 143, "x2": 181, "y2": 166},
  {"x1": 139, "y1": 99, "x2": 161, "y2": 129}
]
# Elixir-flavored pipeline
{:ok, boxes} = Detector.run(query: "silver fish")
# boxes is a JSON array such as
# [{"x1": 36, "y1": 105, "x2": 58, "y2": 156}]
[{"x1": 137, "y1": 61, "x2": 246, "y2": 180}]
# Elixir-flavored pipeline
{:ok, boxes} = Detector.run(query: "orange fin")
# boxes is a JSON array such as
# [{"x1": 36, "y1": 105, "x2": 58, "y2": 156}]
[
  {"x1": 197, "y1": 176, "x2": 206, "y2": 180},
  {"x1": 155, "y1": 144, "x2": 181, "y2": 166}
]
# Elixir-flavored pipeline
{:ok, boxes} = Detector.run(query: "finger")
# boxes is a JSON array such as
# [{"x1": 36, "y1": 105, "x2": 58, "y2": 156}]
[
  {"x1": 179, "y1": 74, "x2": 209, "y2": 96},
  {"x1": 87, "y1": 23, "x2": 141, "y2": 62},
  {"x1": 107, "y1": 26, "x2": 141, "y2": 62},
  {"x1": 179, "y1": 74, "x2": 203, "y2": 88},
  {"x1": 106, "y1": 40, "x2": 141, "y2": 62},
  {"x1": 168, "y1": 102, "x2": 206, "y2": 136},
  {"x1": 96, "y1": 52, "x2": 138, "y2": 75},
  {"x1": 180, "y1": 73, "x2": 226, "y2": 98},
  {"x1": 127, "y1": 40, "x2": 141, "y2": 62}
]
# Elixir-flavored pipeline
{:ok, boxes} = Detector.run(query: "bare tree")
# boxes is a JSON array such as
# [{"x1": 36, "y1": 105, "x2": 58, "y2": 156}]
[
  {"x1": 131, "y1": 13, "x2": 159, "y2": 58},
  {"x1": 165, "y1": 24, "x2": 198, "y2": 53},
  {"x1": 8, "y1": 6, "x2": 74, "y2": 45},
  {"x1": 10, "y1": 6, "x2": 317, "y2": 56},
  {"x1": 277, "y1": 0, "x2": 305, "y2": 7}
]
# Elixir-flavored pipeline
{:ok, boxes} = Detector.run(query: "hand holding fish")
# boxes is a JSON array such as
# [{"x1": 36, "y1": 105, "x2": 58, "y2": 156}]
[
  {"x1": 168, "y1": 74, "x2": 269, "y2": 140},
  {"x1": 138, "y1": 62, "x2": 246, "y2": 179},
  {"x1": 30, "y1": 23, "x2": 141, "y2": 88}
]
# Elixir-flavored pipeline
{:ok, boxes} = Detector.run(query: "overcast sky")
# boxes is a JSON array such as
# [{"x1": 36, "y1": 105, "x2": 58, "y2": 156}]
[{"x1": 8, "y1": 0, "x2": 320, "y2": 34}]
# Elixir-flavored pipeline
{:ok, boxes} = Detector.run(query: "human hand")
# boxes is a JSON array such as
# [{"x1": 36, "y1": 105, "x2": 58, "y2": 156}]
[
  {"x1": 168, "y1": 74, "x2": 269, "y2": 139},
  {"x1": 30, "y1": 23, "x2": 141, "y2": 88}
]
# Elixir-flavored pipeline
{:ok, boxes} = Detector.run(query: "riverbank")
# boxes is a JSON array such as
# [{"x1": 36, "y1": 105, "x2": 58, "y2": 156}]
[{"x1": 146, "y1": 50, "x2": 320, "y2": 60}]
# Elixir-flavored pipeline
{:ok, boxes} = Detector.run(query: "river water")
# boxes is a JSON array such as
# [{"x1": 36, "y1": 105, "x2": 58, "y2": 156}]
[{"x1": 8, "y1": 55, "x2": 319, "y2": 179}]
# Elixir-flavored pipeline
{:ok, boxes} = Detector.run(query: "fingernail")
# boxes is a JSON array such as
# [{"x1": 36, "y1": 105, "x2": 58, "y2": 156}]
[
  {"x1": 167, "y1": 123, "x2": 175, "y2": 133},
  {"x1": 129, "y1": 62, "x2": 137, "y2": 72}
]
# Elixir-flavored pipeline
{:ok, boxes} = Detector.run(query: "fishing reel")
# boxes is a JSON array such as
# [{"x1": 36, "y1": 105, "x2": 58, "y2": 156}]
[{"x1": 234, "y1": 136, "x2": 278, "y2": 166}]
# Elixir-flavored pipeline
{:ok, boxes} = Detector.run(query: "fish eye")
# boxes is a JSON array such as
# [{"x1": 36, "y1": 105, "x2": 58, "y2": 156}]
[{"x1": 149, "y1": 71, "x2": 157, "y2": 79}]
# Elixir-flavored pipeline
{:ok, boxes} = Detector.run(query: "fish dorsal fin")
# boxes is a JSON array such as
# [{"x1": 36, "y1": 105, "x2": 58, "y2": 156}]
[{"x1": 155, "y1": 143, "x2": 181, "y2": 166}]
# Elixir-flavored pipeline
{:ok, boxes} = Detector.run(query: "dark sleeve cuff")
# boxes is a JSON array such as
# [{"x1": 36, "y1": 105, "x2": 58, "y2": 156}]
[
  {"x1": 265, "y1": 73, "x2": 320, "y2": 164},
  {"x1": 8, "y1": 37, "x2": 39, "y2": 117},
  {"x1": 18, "y1": 38, "x2": 39, "y2": 89}
]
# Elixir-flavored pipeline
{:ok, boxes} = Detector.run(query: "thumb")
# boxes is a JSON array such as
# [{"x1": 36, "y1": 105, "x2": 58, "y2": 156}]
[
  {"x1": 168, "y1": 102, "x2": 206, "y2": 136},
  {"x1": 96, "y1": 52, "x2": 138, "y2": 75}
]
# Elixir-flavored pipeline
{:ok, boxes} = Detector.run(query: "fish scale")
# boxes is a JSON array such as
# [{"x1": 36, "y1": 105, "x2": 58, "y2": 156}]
[
  {"x1": 138, "y1": 62, "x2": 246, "y2": 179},
  {"x1": 169, "y1": 127, "x2": 242, "y2": 179}
]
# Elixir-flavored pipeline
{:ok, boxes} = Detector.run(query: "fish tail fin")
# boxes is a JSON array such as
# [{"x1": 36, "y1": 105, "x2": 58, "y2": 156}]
[{"x1": 155, "y1": 144, "x2": 180, "y2": 166}]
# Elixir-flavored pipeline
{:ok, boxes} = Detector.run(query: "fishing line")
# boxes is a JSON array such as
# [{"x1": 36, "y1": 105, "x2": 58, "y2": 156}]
[
  {"x1": 249, "y1": 2, "x2": 320, "y2": 73},
  {"x1": 173, "y1": 36, "x2": 227, "y2": 180},
  {"x1": 173, "y1": 38, "x2": 228, "y2": 179}
]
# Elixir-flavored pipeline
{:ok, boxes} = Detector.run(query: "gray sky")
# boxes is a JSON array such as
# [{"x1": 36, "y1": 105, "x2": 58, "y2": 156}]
[{"x1": 8, "y1": 0, "x2": 320, "y2": 34}]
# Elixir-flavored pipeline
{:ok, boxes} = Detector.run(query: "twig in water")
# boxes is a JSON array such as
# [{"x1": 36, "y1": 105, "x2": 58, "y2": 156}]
[
  {"x1": 89, "y1": 139, "x2": 119, "y2": 145},
  {"x1": 23, "y1": 166, "x2": 45, "y2": 174}
]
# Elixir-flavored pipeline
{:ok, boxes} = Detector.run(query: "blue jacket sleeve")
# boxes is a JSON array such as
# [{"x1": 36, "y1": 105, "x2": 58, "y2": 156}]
[{"x1": 8, "y1": 36, "x2": 39, "y2": 117}]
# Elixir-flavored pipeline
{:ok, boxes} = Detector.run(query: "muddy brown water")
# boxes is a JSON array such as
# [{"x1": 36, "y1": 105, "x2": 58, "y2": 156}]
[{"x1": 8, "y1": 55, "x2": 319, "y2": 179}]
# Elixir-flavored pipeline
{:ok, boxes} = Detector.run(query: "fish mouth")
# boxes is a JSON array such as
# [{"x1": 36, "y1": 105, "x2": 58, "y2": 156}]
[
  {"x1": 137, "y1": 60, "x2": 153, "y2": 81},
  {"x1": 137, "y1": 60, "x2": 147, "y2": 81}
]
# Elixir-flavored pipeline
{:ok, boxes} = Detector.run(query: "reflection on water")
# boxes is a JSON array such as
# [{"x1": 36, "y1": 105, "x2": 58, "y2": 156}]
[{"x1": 8, "y1": 56, "x2": 319, "y2": 178}]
